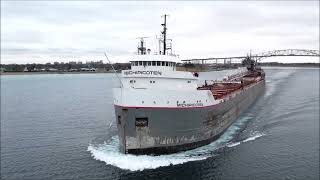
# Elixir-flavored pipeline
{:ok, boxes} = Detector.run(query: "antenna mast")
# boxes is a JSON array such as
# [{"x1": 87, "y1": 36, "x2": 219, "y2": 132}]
[{"x1": 161, "y1": 14, "x2": 168, "y2": 55}]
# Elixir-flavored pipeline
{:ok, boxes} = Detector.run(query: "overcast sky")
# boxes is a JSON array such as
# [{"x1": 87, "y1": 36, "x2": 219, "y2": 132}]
[{"x1": 1, "y1": 1, "x2": 319, "y2": 64}]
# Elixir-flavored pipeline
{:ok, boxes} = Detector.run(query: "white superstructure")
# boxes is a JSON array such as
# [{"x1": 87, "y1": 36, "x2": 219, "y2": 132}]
[{"x1": 113, "y1": 54, "x2": 219, "y2": 109}]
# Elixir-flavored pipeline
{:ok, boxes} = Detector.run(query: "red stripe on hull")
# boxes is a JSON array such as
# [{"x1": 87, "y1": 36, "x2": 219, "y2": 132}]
[{"x1": 114, "y1": 104, "x2": 219, "y2": 109}]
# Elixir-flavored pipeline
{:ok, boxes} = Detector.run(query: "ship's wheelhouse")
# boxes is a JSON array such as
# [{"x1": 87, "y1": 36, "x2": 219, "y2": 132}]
[
  {"x1": 120, "y1": 55, "x2": 197, "y2": 90},
  {"x1": 131, "y1": 61, "x2": 177, "y2": 67},
  {"x1": 129, "y1": 55, "x2": 179, "y2": 71}
]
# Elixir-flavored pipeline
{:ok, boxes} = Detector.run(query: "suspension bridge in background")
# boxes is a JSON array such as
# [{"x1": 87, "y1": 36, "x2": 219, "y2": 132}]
[{"x1": 181, "y1": 49, "x2": 320, "y2": 64}]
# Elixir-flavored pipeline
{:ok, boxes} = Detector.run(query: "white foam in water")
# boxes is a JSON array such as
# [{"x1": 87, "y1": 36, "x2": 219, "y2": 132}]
[
  {"x1": 242, "y1": 132, "x2": 265, "y2": 143},
  {"x1": 88, "y1": 116, "x2": 264, "y2": 171},
  {"x1": 226, "y1": 132, "x2": 265, "y2": 148},
  {"x1": 88, "y1": 137, "x2": 208, "y2": 171},
  {"x1": 227, "y1": 142, "x2": 241, "y2": 148},
  {"x1": 264, "y1": 70, "x2": 296, "y2": 98}
]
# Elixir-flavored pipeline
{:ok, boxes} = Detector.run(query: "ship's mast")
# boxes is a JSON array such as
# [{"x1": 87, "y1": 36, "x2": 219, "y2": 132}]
[{"x1": 161, "y1": 14, "x2": 168, "y2": 55}]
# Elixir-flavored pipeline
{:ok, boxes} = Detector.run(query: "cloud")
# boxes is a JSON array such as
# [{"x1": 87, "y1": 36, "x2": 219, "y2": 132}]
[{"x1": 1, "y1": 1, "x2": 319, "y2": 64}]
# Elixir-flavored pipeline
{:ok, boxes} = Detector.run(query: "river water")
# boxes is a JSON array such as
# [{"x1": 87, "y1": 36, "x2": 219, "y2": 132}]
[{"x1": 1, "y1": 67, "x2": 319, "y2": 179}]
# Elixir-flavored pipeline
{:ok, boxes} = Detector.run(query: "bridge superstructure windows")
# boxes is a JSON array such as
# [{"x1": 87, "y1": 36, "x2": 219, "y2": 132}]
[{"x1": 131, "y1": 61, "x2": 176, "y2": 67}]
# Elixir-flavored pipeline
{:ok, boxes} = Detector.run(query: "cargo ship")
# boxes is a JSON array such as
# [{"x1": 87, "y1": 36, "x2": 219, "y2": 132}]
[{"x1": 112, "y1": 16, "x2": 265, "y2": 155}]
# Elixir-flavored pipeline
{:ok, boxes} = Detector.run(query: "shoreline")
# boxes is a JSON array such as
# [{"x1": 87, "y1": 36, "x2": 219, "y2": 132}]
[
  {"x1": 1, "y1": 65, "x2": 319, "y2": 76},
  {"x1": 0, "y1": 71, "x2": 116, "y2": 76}
]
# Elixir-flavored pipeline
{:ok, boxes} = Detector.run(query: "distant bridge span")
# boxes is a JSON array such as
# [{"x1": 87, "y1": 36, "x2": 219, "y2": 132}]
[{"x1": 181, "y1": 49, "x2": 320, "y2": 63}]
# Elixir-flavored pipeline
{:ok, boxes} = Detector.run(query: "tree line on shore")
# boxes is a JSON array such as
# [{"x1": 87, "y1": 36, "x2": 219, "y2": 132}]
[
  {"x1": 0, "y1": 62, "x2": 131, "y2": 72},
  {"x1": 0, "y1": 61, "x2": 318, "y2": 73}
]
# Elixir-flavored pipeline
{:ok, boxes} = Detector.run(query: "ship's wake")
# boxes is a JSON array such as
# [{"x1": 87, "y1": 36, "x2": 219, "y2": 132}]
[
  {"x1": 264, "y1": 69, "x2": 296, "y2": 98},
  {"x1": 88, "y1": 116, "x2": 265, "y2": 171}
]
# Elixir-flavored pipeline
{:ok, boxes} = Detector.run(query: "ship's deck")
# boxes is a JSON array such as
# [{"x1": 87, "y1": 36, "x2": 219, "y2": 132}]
[{"x1": 197, "y1": 70, "x2": 264, "y2": 100}]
